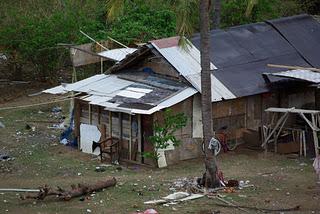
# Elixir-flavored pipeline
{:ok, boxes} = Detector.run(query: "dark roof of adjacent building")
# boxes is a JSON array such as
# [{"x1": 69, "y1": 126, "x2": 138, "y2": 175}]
[{"x1": 191, "y1": 14, "x2": 320, "y2": 97}]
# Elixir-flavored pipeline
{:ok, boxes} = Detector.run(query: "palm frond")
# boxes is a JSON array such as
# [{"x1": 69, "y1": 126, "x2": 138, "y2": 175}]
[
  {"x1": 245, "y1": 0, "x2": 258, "y2": 18},
  {"x1": 106, "y1": 0, "x2": 126, "y2": 22},
  {"x1": 178, "y1": 36, "x2": 192, "y2": 52},
  {"x1": 172, "y1": 0, "x2": 199, "y2": 49}
]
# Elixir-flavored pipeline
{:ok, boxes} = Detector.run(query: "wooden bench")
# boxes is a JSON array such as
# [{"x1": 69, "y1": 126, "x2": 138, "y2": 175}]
[{"x1": 92, "y1": 137, "x2": 120, "y2": 163}]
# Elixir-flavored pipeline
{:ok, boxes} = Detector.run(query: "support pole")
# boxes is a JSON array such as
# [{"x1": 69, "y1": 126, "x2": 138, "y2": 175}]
[
  {"x1": 89, "y1": 104, "x2": 92, "y2": 125},
  {"x1": 311, "y1": 114, "x2": 319, "y2": 156},
  {"x1": 129, "y1": 114, "x2": 132, "y2": 160}
]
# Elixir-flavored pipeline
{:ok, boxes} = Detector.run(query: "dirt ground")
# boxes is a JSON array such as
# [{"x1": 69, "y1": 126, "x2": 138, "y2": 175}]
[{"x1": 0, "y1": 90, "x2": 319, "y2": 214}]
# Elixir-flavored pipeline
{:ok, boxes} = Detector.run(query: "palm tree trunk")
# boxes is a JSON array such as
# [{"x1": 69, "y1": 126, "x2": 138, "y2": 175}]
[
  {"x1": 200, "y1": 0, "x2": 219, "y2": 188},
  {"x1": 213, "y1": 0, "x2": 221, "y2": 29}
]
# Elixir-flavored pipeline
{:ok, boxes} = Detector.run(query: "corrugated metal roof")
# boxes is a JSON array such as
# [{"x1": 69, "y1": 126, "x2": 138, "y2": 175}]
[
  {"x1": 98, "y1": 48, "x2": 137, "y2": 62},
  {"x1": 266, "y1": 69, "x2": 320, "y2": 83},
  {"x1": 73, "y1": 75, "x2": 132, "y2": 95},
  {"x1": 190, "y1": 14, "x2": 320, "y2": 97},
  {"x1": 43, "y1": 73, "x2": 197, "y2": 115},
  {"x1": 267, "y1": 14, "x2": 320, "y2": 68},
  {"x1": 151, "y1": 37, "x2": 236, "y2": 102}
]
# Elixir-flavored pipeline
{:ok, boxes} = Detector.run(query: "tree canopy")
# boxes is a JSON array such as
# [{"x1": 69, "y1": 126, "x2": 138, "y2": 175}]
[{"x1": 0, "y1": 0, "x2": 318, "y2": 81}]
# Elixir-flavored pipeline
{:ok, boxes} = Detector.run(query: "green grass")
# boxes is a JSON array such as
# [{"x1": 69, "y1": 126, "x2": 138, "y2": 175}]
[{"x1": 0, "y1": 99, "x2": 319, "y2": 213}]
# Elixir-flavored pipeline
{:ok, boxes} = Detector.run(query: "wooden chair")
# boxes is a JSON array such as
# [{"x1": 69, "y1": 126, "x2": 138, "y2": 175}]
[{"x1": 92, "y1": 137, "x2": 120, "y2": 163}]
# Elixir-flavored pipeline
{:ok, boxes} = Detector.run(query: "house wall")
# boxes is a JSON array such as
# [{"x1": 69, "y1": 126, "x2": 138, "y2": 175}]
[
  {"x1": 142, "y1": 56, "x2": 180, "y2": 79},
  {"x1": 152, "y1": 97, "x2": 202, "y2": 165},
  {"x1": 212, "y1": 97, "x2": 246, "y2": 140},
  {"x1": 207, "y1": 87, "x2": 315, "y2": 145},
  {"x1": 74, "y1": 98, "x2": 140, "y2": 162},
  {"x1": 74, "y1": 85, "x2": 316, "y2": 166}
]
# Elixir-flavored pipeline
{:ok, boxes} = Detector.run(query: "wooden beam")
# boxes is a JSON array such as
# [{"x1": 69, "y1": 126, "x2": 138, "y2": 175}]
[
  {"x1": 138, "y1": 115, "x2": 142, "y2": 163},
  {"x1": 98, "y1": 106, "x2": 101, "y2": 125},
  {"x1": 88, "y1": 104, "x2": 92, "y2": 125},
  {"x1": 109, "y1": 111, "x2": 112, "y2": 137},
  {"x1": 267, "y1": 64, "x2": 320, "y2": 73},
  {"x1": 262, "y1": 111, "x2": 289, "y2": 147},
  {"x1": 311, "y1": 115, "x2": 319, "y2": 156},
  {"x1": 298, "y1": 113, "x2": 320, "y2": 131},
  {"x1": 129, "y1": 114, "x2": 132, "y2": 160}
]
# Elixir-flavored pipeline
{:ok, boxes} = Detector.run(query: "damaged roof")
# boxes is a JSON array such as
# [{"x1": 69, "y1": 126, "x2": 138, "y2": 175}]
[
  {"x1": 43, "y1": 72, "x2": 197, "y2": 115},
  {"x1": 113, "y1": 14, "x2": 319, "y2": 100},
  {"x1": 150, "y1": 37, "x2": 236, "y2": 102}
]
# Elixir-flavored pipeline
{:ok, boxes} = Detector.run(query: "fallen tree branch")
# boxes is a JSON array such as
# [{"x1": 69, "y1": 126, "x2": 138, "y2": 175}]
[
  {"x1": 21, "y1": 177, "x2": 116, "y2": 201},
  {"x1": 214, "y1": 203, "x2": 300, "y2": 212}
]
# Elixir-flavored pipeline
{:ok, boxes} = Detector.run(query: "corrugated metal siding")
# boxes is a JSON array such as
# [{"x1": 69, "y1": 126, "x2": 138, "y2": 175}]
[{"x1": 268, "y1": 69, "x2": 320, "y2": 83}]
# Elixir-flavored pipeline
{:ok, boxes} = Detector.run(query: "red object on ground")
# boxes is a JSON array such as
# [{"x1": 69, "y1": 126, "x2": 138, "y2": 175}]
[{"x1": 144, "y1": 209, "x2": 158, "y2": 214}]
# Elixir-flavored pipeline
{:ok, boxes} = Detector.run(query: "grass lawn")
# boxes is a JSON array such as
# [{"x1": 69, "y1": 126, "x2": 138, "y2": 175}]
[{"x1": 0, "y1": 94, "x2": 319, "y2": 213}]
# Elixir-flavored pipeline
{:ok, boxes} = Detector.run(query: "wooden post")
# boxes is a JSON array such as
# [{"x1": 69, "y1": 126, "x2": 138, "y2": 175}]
[
  {"x1": 98, "y1": 107, "x2": 101, "y2": 125},
  {"x1": 74, "y1": 99, "x2": 81, "y2": 150},
  {"x1": 274, "y1": 131, "x2": 277, "y2": 153},
  {"x1": 100, "y1": 46, "x2": 103, "y2": 74},
  {"x1": 119, "y1": 112, "x2": 123, "y2": 160},
  {"x1": 88, "y1": 104, "x2": 92, "y2": 125},
  {"x1": 311, "y1": 114, "x2": 319, "y2": 156},
  {"x1": 303, "y1": 131, "x2": 307, "y2": 157},
  {"x1": 109, "y1": 111, "x2": 112, "y2": 137},
  {"x1": 299, "y1": 130, "x2": 302, "y2": 157},
  {"x1": 119, "y1": 113, "x2": 122, "y2": 140},
  {"x1": 72, "y1": 66, "x2": 77, "y2": 82},
  {"x1": 138, "y1": 114, "x2": 142, "y2": 163},
  {"x1": 129, "y1": 114, "x2": 132, "y2": 160}
]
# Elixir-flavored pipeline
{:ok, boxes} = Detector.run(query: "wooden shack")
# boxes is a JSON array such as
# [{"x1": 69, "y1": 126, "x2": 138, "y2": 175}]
[{"x1": 44, "y1": 14, "x2": 320, "y2": 166}]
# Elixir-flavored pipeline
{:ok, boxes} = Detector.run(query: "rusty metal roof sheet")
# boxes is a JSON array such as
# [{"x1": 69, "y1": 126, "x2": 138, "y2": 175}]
[
  {"x1": 43, "y1": 74, "x2": 197, "y2": 115},
  {"x1": 150, "y1": 37, "x2": 236, "y2": 102}
]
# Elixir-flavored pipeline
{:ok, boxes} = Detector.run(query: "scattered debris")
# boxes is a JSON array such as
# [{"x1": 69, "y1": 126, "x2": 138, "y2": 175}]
[
  {"x1": 179, "y1": 194, "x2": 204, "y2": 201},
  {"x1": 144, "y1": 192, "x2": 204, "y2": 206},
  {"x1": 51, "y1": 106, "x2": 62, "y2": 114},
  {"x1": 0, "y1": 188, "x2": 40, "y2": 193},
  {"x1": 0, "y1": 53, "x2": 7, "y2": 61},
  {"x1": 21, "y1": 177, "x2": 116, "y2": 201},
  {"x1": 0, "y1": 154, "x2": 14, "y2": 161},
  {"x1": 163, "y1": 192, "x2": 190, "y2": 200},
  {"x1": 95, "y1": 166, "x2": 106, "y2": 172},
  {"x1": 48, "y1": 123, "x2": 65, "y2": 130},
  {"x1": 144, "y1": 199, "x2": 167, "y2": 205}
]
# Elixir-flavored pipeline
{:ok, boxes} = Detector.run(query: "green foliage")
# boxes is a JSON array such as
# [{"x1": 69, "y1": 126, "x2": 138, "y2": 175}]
[
  {"x1": 142, "y1": 109, "x2": 188, "y2": 161},
  {"x1": 107, "y1": 2, "x2": 176, "y2": 44},
  {"x1": 0, "y1": 0, "x2": 107, "y2": 81},
  {"x1": 298, "y1": 0, "x2": 320, "y2": 14},
  {"x1": 220, "y1": 0, "x2": 301, "y2": 27},
  {"x1": 1, "y1": 0, "x2": 316, "y2": 81}
]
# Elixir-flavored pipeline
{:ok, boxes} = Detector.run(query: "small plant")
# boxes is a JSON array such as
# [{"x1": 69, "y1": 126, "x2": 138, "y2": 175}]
[{"x1": 142, "y1": 108, "x2": 188, "y2": 162}]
